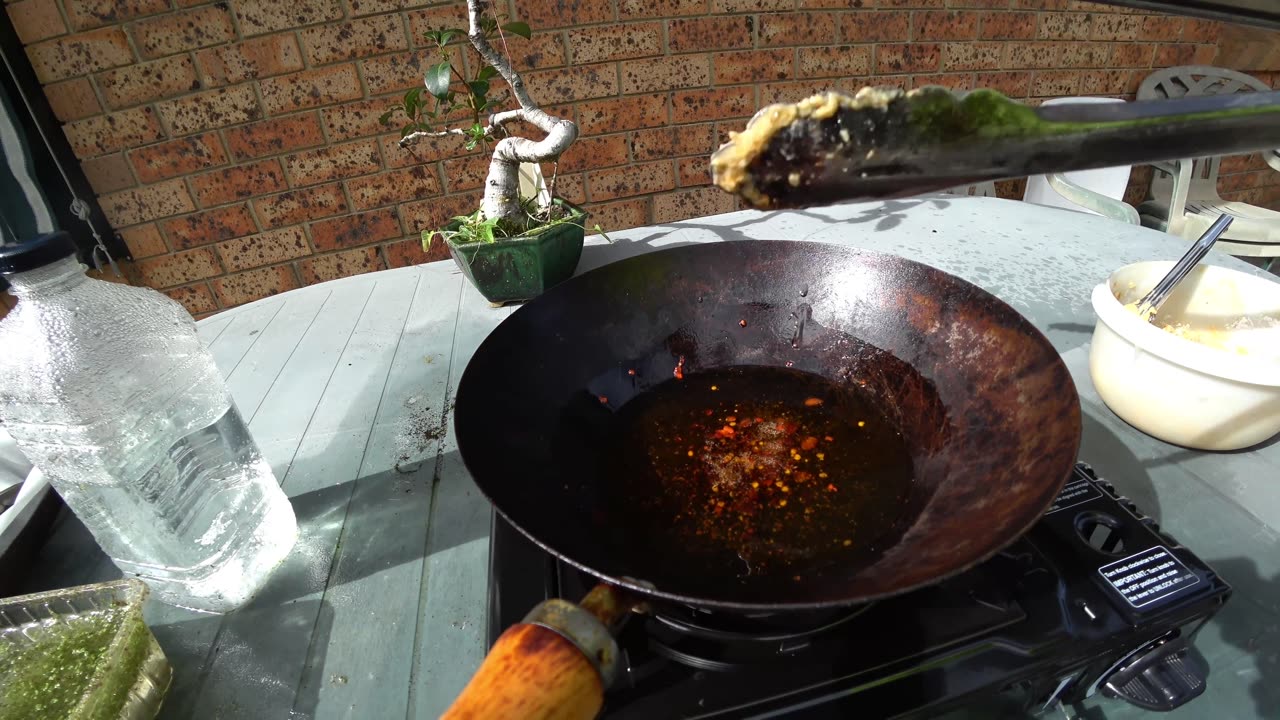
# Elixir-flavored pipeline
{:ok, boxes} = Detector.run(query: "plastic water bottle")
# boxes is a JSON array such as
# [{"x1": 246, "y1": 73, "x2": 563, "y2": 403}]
[{"x1": 0, "y1": 233, "x2": 297, "y2": 612}]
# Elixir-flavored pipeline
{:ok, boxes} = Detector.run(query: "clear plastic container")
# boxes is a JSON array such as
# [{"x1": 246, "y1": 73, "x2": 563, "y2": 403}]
[
  {"x1": 0, "y1": 578, "x2": 170, "y2": 719},
  {"x1": 0, "y1": 233, "x2": 297, "y2": 611}
]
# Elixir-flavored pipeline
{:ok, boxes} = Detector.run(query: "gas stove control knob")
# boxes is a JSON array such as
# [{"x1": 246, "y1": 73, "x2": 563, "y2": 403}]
[{"x1": 1103, "y1": 635, "x2": 1207, "y2": 711}]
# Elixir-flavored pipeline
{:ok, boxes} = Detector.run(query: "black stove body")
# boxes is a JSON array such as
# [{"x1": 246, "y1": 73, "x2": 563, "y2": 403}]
[{"x1": 487, "y1": 464, "x2": 1231, "y2": 718}]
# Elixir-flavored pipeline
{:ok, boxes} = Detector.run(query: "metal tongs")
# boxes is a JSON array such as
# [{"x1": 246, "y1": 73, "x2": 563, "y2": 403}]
[
  {"x1": 1133, "y1": 214, "x2": 1234, "y2": 321},
  {"x1": 712, "y1": 88, "x2": 1280, "y2": 209}
]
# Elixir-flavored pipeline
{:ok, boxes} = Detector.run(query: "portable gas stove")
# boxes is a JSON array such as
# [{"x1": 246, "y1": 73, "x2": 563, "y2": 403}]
[{"x1": 487, "y1": 463, "x2": 1231, "y2": 718}]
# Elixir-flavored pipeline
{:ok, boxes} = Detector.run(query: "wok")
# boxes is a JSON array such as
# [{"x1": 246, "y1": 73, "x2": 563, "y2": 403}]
[{"x1": 443, "y1": 240, "x2": 1081, "y2": 719}]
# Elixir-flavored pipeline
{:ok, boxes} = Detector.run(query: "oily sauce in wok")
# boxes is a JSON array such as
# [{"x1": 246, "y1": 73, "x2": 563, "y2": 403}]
[{"x1": 602, "y1": 365, "x2": 916, "y2": 599}]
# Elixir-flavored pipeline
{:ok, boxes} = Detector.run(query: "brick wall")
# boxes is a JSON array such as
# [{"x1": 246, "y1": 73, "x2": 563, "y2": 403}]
[{"x1": 3, "y1": 0, "x2": 1278, "y2": 317}]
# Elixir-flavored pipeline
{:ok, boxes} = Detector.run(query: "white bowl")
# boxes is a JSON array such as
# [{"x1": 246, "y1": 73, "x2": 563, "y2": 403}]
[{"x1": 1089, "y1": 261, "x2": 1280, "y2": 451}]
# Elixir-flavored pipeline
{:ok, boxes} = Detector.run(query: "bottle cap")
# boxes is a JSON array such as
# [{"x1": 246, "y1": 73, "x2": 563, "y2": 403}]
[{"x1": 0, "y1": 231, "x2": 78, "y2": 274}]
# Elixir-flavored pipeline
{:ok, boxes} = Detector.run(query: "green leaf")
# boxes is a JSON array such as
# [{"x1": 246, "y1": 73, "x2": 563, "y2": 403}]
[
  {"x1": 404, "y1": 88, "x2": 422, "y2": 113},
  {"x1": 501, "y1": 21, "x2": 531, "y2": 39},
  {"x1": 401, "y1": 123, "x2": 417, "y2": 138},
  {"x1": 439, "y1": 30, "x2": 456, "y2": 45},
  {"x1": 467, "y1": 80, "x2": 489, "y2": 100},
  {"x1": 479, "y1": 221, "x2": 495, "y2": 243},
  {"x1": 423, "y1": 30, "x2": 440, "y2": 44},
  {"x1": 477, "y1": 65, "x2": 499, "y2": 82},
  {"x1": 424, "y1": 61, "x2": 452, "y2": 99},
  {"x1": 378, "y1": 110, "x2": 395, "y2": 126},
  {"x1": 465, "y1": 137, "x2": 478, "y2": 151},
  {"x1": 421, "y1": 229, "x2": 435, "y2": 250}
]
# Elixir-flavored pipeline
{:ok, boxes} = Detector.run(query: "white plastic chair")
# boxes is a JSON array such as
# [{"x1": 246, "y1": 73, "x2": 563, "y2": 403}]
[
  {"x1": 1022, "y1": 97, "x2": 1138, "y2": 225},
  {"x1": 1136, "y1": 66, "x2": 1280, "y2": 266}
]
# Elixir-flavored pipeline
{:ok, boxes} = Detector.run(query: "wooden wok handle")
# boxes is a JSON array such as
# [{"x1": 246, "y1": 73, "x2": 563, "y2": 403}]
[
  {"x1": 440, "y1": 622, "x2": 604, "y2": 720},
  {"x1": 442, "y1": 584, "x2": 634, "y2": 720}
]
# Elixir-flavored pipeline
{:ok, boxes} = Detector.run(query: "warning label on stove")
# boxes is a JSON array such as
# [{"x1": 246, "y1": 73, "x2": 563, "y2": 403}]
[
  {"x1": 1098, "y1": 546, "x2": 1201, "y2": 609},
  {"x1": 1045, "y1": 474, "x2": 1102, "y2": 515}
]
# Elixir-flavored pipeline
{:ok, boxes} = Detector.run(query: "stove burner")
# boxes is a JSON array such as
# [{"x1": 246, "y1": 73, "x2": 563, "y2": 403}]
[{"x1": 487, "y1": 463, "x2": 1232, "y2": 718}]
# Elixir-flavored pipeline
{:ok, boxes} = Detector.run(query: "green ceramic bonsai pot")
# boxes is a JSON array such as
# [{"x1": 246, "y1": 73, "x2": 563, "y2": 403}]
[{"x1": 444, "y1": 201, "x2": 588, "y2": 305}]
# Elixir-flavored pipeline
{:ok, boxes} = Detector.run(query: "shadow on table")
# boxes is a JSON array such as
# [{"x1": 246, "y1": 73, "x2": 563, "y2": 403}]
[{"x1": 1080, "y1": 411, "x2": 1162, "y2": 522}]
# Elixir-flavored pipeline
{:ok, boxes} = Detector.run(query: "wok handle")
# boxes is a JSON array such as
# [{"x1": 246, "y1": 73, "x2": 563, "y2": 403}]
[
  {"x1": 440, "y1": 622, "x2": 605, "y2": 720},
  {"x1": 441, "y1": 584, "x2": 634, "y2": 720}
]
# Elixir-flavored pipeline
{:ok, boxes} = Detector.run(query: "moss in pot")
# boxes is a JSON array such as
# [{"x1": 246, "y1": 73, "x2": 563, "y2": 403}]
[{"x1": 380, "y1": 1, "x2": 591, "y2": 305}]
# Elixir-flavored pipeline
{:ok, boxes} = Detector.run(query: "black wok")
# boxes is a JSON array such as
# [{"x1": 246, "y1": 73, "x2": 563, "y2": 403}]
[{"x1": 453, "y1": 240, "x2": 1081, "y2": 612}]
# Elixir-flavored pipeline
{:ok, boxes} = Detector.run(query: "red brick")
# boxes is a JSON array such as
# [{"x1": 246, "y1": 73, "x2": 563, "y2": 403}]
[
  {"x1": 81, "y1": 153, "x2": 135, "y2": 194},
  {"x1": 588, "y1": 161, "x2": 674, "y2": 201},
  {"x1": 915, "y1": 10, "x2": 979, "y2": 40},
  {"x1": 618, "y1": 0, "x2": 707, "y2": 17},
  {"x1": 578, "y1": 95, "x2": 669, "y2": 135},
  {"x1": 227, "y1": 113, "x2": 326, "y2": 161},
  {"x1": 912, "y1": 73, "x2": 974, "y2": 90},
  {"x1": 298, "y1": 247, "x2": 384, "y2": 285},
  {"x1": 839, "y1": 10, "x2": 910, "y2": 42},
  {"x1": 403, "y1": 3, "x2": 464, "y2": 38},
  {"x1": 1031, "y1": 70, "x2": 1081, "y2": 97},
  {"x1": 97, "y1": 55, "x2": 200, "y2": 110},
  {"x1": 674, "y1": 86, "x2": 754, "y2": 123},
  {"x1": 100, "y1": 179, "x2": 194, "y2": 226},
  {"x1": 760, "y1": 79, "x2": 848, "y2": 107},
  {"x1": 676, "y1": 156, "x2": 709, "y2": 186},
  {"x1": 621, "y1": 55, "x2": 711, "y2": 94},
  {"x1": 526, "y1": 62, "x2": 620, "y2": 104},
  {"x1": 1089, "y1": 14, "x2": 1140, "y2": 41},
  {"x1": 380, "y1": 133, "x2": 481, "y2": 170},
  {"x1": 587, "y1": 198, "x2": 649, "y2": 232},
  {"x1": 441, "y1": 154, "x2": 490, "y2": 192},
  {"x1": 1219, "y1": 154, "x2": 1269, "y2": 174},
  {"x1": 503, "y1": 32, "x2": 569, "y2": 70},
  {"x1": 158, "y1": 85, "x2": 262, "y2": 135},
  {"x1": 301, "y1": 15, "x2": 408, "y2": 65},
  {"x1": 653, "y1": 187, "x2": 737, "y2": 223},
  {"x1": 7, "y1": 0, "x2": 66, "y2": 44},
  {"x1": 881, "y1": 0, "x2": 945, "y2": 5},
  {"x1": 569, "y1": 22, "x2": 662, "y2": 64},
  {"x1": 162, "y1": 205, "x2": 258, "y2": 249},
  {"x1": 259, "y1": 64, "x2": 362, "y2": 115},
  {"x1": 1077, "y1": 69, "x2": 1131, "y2": 96},
  {"x1": 129, "y1": 5, "x2": 235, "y2": 60},
  {"x1": 195, "y1": 35, "x2": 304, "y2": 87},
  {"x1": 216, "y1": 226, "x2": 311, "y2": 272},
  {"x1": 1110, "y1": 43, "x2": 1155, "y2": 67},
  {"x1": 254, "y1": 183, "x2": 349, "y2": 228},
  {"x1": 310, "y1": 208, "x2": 401, "y2": 251},
  {"x1": 212, "y1": 265, "x2": 300, "y2": 307},
  {"x1": 1138, "y1": 15, "x2": 1183, "y2": 42},
  {"x1": 286, "y1": 139, "x2": 382, "y2": 186},
  {"x1": 399, "y1": 191, "x2": 482, "y2": 235},
  {"x1": 1004, "y1": 42, "x2": 1061, "y2": 69},
  {"x1": 383, "y1": 236, "x2": 449, "y2": 268},
  {"x1": 44, "y1": 77, "x2": 101, "y2": 122},
  {"x1": 557, "y1": 135, "x2": 630, "y2": 172},
  {"x1": 552, "y1": 172, "x2": 588, "y2": 205},
  {"x1": 359, "y1": 51, "x2": 436, "y2": 95},
  {"x1": 798, "y1": 46, "x2": 872, "y2": 79},
  {"x1": 761, "y1": 13, "x2": 838, "y2": 46},
  {"x1": 26, "y1": 27, "x2": 133, "y2": 83},
  {"x1": 517, "y1": 0, "x2": 614, "y2": 28},
  {"x1": 1154, "y1": 44, "x2": 1197, "y2": 67},
  {"x1": 669, "y1": 16, "x2": 752, "y2": 53},
  {"x1": 1058, "y1": 42, "x2": 1110, "y2": 69},
  {"x1": 713, "y1": 48, "x2": 794, "y2": 83},
  {"x1": 345, "y1": 0, "x2": 434, "y2": 16},
  {"x1": 323, "y1": 97, "x2": 395, "y2": 142},
  {"x1": 1037, "y1": 12, "x2": 1089, "y2": 40},
  {"x1": 1182, "y1": 18, "x2": 1220, "y2": 42},
  {"x1": 130, "y1": 133, "x2": 228, "y2": 184},
  {"x1": 712, "y1": 0, "x2": 789, "y2": 9},
  {"x1": 119, "y1": 223, "x2": 166, "y2": 258},
  {"x1": 945, "y1": 0, "x2": 1011, "y2": 6},
  {"x1": 63, "y1": 107, "x2": 164, "y2": 159},
  {"x1": 234, "y1": 0, "x2": 343, "y2": 36},
  {"x1": 941, "y1": 42, "x2": 1002, "y2": 71},
  {"x1": 977, "y1": 11, "x2": 1036, "y2": 40},
  {"x1": 1192, "y1": 44, "x2": 1217, "y2": 65},
  {"x1": 876, "y1": 43, "x2": 942, "y2": 73},
  {"x1": 976, "y1": 70, "x2": 1032, "y2": 97},
  {"x1": 164, "y1": 283, "x2": 218, "y2": 314},
  {"x1": 630, "y1": 124, "x2": 715, "y2": 161},
  {"x1": 136, "y1": 247, "x2": 221, "y2": 289},
  {"x1": 346, "y1": 166, "x2": 441, "y2": 210},
  {"x1": 64, "y1": 0, "x2": 167, "y2": 31},
  {"x1": 192, "y1": 159, "x2": 289, "y2": 207}
]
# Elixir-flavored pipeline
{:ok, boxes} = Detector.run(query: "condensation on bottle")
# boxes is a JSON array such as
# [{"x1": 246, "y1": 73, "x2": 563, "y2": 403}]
[{"x1": 0, "y1": 233, "x2": 297, "y2": 612}]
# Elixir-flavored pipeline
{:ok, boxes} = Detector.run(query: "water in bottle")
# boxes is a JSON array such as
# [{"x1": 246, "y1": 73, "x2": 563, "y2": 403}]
[{"x1": 0, "y1": 233, "x2": 297, "y2": 612}]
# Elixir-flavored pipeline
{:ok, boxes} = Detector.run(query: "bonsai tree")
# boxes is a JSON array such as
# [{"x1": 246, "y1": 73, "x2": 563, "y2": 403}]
[{"x1": 381, "y1": 0, "x2": 578, "y2": 244}]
